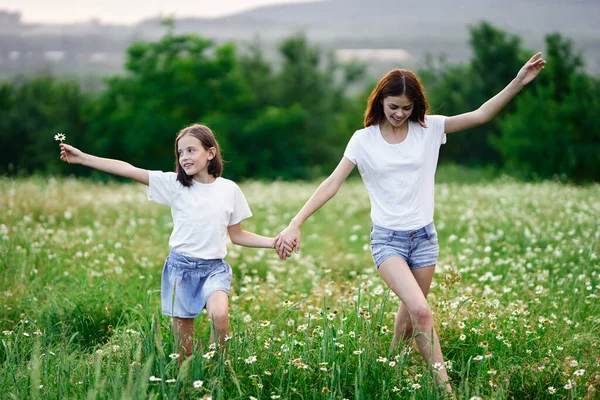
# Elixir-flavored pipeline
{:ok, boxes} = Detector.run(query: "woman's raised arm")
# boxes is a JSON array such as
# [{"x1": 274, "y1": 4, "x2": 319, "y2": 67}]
[{"x1": 444, "y1": 52, "x2": 546, "y2": 134}]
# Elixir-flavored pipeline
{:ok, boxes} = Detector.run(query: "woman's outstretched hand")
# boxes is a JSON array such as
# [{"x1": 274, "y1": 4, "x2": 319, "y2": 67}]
[
  {"x1": 60, "y1": 143, "x2": 85, "y2": 164},
  {"x1": 515, "y1": 52, "x2": 546, "y2": 86},
  {"x1": 274, "y1": 223, "x2": 301, "y2": 260}
]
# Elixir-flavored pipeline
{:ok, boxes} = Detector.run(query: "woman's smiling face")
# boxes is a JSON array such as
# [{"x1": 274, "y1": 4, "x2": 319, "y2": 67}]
[{"x1": 382, "y1": 95, "x2": 414, "y2": 127}]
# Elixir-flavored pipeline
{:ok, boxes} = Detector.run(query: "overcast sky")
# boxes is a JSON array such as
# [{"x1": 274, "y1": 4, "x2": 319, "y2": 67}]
[{"x1": 0, "y1": 0, "x2": 321, "y2": 24}]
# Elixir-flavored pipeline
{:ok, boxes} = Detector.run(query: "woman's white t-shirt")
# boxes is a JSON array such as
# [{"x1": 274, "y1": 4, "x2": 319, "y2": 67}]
[
  {"x1": 343, "y1": 115, "x2": 446, "y2": 231},
  {"x1": 147, "y1": 172, "x2": 252, "y2": 259}
]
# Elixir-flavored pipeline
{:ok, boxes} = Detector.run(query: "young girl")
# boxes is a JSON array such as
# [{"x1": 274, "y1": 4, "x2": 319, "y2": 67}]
[
  {"x1": 274, "y1": 53, "x2": 546, "y2": 392},
  {"x1": 60, "y1": 124, "x2": 294, "y2": 358}
]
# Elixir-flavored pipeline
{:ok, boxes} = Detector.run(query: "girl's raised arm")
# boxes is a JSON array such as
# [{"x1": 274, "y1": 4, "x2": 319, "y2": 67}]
[
  {"x1": 274, "y1": 156, "x2": 355, "y2": 258},
  {"x1": 60, "y1": 143, "x2": 149, "y2": 185},
  {"x1": 444, "y1": 52, "x2": 546, "y2": 134}
]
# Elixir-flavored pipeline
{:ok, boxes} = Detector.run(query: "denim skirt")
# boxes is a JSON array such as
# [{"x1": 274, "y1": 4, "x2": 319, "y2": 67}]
[{"x1": 161, "y1": 250, "x2": 232, "y2": 318}]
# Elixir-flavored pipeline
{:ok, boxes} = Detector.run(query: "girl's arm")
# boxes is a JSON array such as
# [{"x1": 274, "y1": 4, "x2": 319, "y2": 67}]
[
  {"x1": 60, "y1": 143, "x2": 149, "y2": 185},
  {"x1": 228, "y1": 223, "x2": 294, "y2": 253},
  {"x1": 444, "y1": 52, "x2": 546, "y2": 134},
  {"x1": 274, "y1": 157, "x2": 356, "y2": 257}
]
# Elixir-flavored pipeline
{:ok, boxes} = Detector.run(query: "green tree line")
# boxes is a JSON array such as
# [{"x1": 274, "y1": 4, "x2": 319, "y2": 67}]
[{"x1": 1, "y1": 22, "x2": 598, "y2": 181}]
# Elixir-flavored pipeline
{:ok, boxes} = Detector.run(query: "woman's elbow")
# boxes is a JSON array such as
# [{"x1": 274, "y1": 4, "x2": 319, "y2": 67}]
[
  {"x1": 322, "y1": 178, "x2": 342, "y2": 197},
  {"x1": 476, "y1": 109, "x2": 494, "y2": 125},
  {"x1": 480, "y1": 115, "x2": 494, "y2": 125}
]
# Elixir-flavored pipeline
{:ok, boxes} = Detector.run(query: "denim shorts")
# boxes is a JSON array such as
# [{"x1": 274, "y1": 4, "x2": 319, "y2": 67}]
[
  {"x1": 370, "y1": 222, "x2": 439, "y2": 270},
  {"x1": 161, "y1": 250, "x2": 232, "y2": 318}
]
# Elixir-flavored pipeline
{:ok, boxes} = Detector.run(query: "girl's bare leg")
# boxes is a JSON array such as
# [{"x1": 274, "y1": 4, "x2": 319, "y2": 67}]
[
  {"x1": 205, "y1": 290, "x2": 229, "y2": 346},
  {"x1": 173, "y1": 317, "x2": 195, "y2": 363}
]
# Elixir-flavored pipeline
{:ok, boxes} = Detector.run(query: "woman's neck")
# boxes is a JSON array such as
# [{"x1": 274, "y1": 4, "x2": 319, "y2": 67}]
[{"x1": 381, "y1": 120, "x2": 409, "y2": 138}]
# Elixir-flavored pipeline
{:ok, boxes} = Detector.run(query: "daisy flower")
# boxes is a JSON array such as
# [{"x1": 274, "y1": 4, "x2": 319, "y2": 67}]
[{"x1": 54, "y1": 133, "x2": 69, "y2": 162}]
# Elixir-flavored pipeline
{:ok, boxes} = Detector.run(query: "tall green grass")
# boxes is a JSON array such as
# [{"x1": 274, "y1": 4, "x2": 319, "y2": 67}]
[{"x1": 1, "y1": 176, "x2": 598, "y2": 399}]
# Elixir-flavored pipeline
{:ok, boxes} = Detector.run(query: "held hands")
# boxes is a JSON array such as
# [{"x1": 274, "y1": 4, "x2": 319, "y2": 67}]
[
  {"x1": 274, "y1": 223, "x2": 301, "y2": 261},
  {"x1": 273, "y1": 237, "x2": 297, "y2": 261},
  {"x1": 59, "y1": 143, "x2": 86, "y2": 165},
  {"x1": 515, "y1": 52, "x2": 546, "y2": 86}
]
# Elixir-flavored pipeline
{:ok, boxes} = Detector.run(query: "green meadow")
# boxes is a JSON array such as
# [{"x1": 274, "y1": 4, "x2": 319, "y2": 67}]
[{"x1": 1, "y1": 176, "x2": 598, "y2": 399}]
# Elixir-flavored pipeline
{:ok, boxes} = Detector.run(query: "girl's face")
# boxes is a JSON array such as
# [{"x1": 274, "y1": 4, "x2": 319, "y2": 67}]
[
  {"x1": 177, "y1": 134, "x2": 214, "y2": 177},
  {"x1": 382, "y1": 95, "x2": 414, "y2": 127}
]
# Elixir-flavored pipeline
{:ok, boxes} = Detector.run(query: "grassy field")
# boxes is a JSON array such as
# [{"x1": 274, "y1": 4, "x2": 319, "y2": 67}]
[{"x1": 0, "y1": 176, "x2": 599, "y2": 399}]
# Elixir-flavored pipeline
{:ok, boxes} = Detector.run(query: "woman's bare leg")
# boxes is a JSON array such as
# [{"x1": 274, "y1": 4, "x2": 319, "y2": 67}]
[
  {"x1": 379, "y1": 257, "x2": 451, "y2": 392},
  {"x1": 391, "y1": 265, "x2": 435, "y2": 349}
]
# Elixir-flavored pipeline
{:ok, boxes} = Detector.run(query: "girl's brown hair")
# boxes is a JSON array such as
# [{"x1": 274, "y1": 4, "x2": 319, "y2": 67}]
[
  {"x1": 364, "y1": 69, "x2": 429, "y2": 128},
  {"x1": 175, "y1": 124, "x2": 223, "y2": 187}
]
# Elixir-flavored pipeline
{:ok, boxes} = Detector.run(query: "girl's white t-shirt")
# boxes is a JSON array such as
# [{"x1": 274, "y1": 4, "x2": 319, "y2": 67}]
[
  {"x1": 344, "y1": 115, "x2": 447, "y2": 231},
  {"x1": 147, "y1": 172, "x2": 252, "y2": 259}
]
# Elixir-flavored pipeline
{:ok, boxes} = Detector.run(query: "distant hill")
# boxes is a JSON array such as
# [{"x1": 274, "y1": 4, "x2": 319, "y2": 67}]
[
  {"x1": 220, "y1": 0, "x2": 598, "y2": 37},
  {"x1": 1, "y1": 0, "x2": 598, "y2": 82}
]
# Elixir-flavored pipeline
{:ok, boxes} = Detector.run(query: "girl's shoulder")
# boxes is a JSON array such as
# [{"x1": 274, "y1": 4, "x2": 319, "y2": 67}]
[
  {"x1": 150, "y1": 170, "x2": 177, "y2": 179},
  {"x1": 149, "y1": 170, "x2": 178, "y2": 187},
  {"x1": 213, "y1": 177, "x2": 242, "y2": 191},
  {"x1": 215, "y1": 176, "x2": 235, "y2": 185}
]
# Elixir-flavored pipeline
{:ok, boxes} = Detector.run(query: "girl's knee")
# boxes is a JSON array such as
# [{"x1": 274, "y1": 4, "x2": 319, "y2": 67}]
[{"x1": 208, "y1": 310, "x2": 229, "y2": 328}]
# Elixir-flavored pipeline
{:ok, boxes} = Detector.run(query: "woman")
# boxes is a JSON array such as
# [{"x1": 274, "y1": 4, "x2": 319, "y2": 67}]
[{"x1": 274, "y1": 53, "x2": 546, "y2": 391}]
